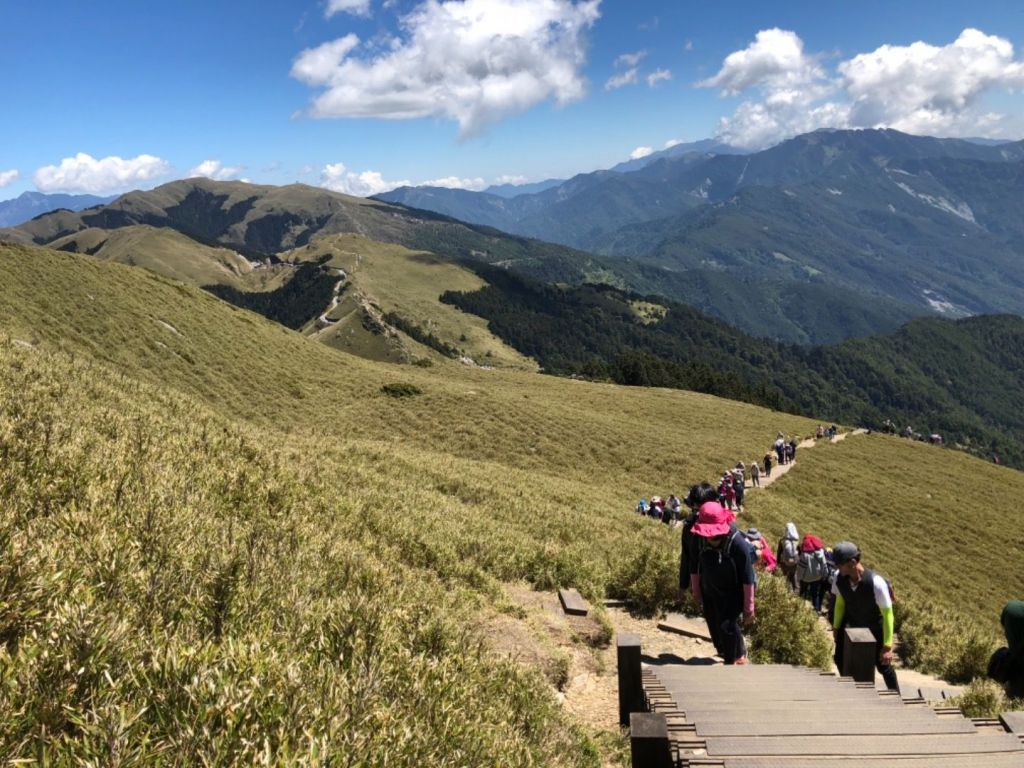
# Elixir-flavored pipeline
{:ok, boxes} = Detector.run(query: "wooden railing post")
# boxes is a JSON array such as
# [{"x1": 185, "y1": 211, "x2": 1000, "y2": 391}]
[
  {"x1": 617, "y1": 633, "x2": 643, "y2": 726},
  {"x1": 629, "y1": 712, "x2": 672, "y2": 768},
  {"x1": 842, "y1": 627, "x2": 877, "y2": 683}
]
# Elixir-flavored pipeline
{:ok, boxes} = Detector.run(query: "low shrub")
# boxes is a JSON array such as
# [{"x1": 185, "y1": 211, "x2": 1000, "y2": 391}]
[
  {"x1": 381, "y1": 382, "x2": 423, "y2": 398},
  {"x1": 947, "y1": 679, "x2": 1010, "y2": 718},
  {"x1": 605, "y1": 543, "x2": 678, "y2": 616},
  {"x1": 897, "y1": 599, "x2": 998, "y2": 683},
  {"x1": 747, "y1": 574, "x2": 833, "y2": 670}
]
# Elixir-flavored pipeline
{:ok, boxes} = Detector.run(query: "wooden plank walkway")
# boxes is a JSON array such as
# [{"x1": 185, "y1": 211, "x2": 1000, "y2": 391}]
[{"x1": 646, "y1": 663, "x2": 1024, "y2": 767}]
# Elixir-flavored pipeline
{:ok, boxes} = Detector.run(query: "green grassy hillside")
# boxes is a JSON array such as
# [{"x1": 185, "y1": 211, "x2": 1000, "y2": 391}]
[
  {"x1": 47, "y1": 224, "x2": 292, "y2": 290},
  {"x1": 2, "y1": 241, "x2": 1022, "y2": 759},
  {"x1": 288, "y1": 234, "x2": 536, "y2": 369}
]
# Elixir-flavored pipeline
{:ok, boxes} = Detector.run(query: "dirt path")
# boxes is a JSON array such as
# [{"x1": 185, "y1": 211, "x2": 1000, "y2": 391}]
[{"x1": 751, "y1": 429, "x2": 865, "y2": 490}]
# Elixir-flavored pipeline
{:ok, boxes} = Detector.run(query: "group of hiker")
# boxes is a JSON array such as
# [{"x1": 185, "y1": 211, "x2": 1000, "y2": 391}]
[{"x1": 677, "y1": 484, "x2": 899, "y2": 687}]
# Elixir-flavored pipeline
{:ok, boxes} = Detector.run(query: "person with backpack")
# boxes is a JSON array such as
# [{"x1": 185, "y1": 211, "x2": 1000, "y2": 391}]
[
  {"x1": 688, "y1": 500, "x2": 756, "y2": 665},
  {"x1": 732, "y1": 469, "x2": 745, "y2": 512},
  {"x1": 763, "y1": 452, "x2": 772, "y2": 478},
  {"x1": 679, "y1": 483, "x2": 718, "y2": 595},
  {"x1": 831, "y1": 541, "x2": 899, "y2": 691},
  {"x1": 796, "y1": 534, "x2": 828, "y2": 612},
  {"x1": 749, "y1": 460, "x2": 760, "y2": 487},
  {"x1": 775, "y1": 522, "x2": 800, "y2": 592},
  {"x1": 988, "y1": 600, "x2": 1024, "y2": 700}
]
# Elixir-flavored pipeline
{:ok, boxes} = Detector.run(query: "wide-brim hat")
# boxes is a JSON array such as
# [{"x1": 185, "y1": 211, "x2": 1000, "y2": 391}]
[{"x1": 691, "y1": 501, "x2": 734, "y2": 537}]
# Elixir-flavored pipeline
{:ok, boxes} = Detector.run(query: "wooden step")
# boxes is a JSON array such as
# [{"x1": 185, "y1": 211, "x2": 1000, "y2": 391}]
[
  {"x1": 702, "y1": 733, "x2": 1024, "y2": 756},
  {"x1": 558, "y1": 588, "x2": 589, "y2": 616}
]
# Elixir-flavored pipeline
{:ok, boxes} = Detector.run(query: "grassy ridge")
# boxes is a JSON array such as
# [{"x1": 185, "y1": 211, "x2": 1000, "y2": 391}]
[{"x1": 2, "y1": 241, "x2": 1022, "y2": 758}]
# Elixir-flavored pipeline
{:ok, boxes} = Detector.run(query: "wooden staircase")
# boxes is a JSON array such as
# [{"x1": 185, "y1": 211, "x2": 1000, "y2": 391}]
[{"x1": 618, "y1": 636, "x2": 1024, "y2": 767}]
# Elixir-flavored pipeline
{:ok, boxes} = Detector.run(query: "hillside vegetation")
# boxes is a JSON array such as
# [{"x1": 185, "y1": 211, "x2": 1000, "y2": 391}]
[
  {"x1": 2, "y1": 241, "x2": 1022, "y2": 760},
  {"x1": 443, "y1": 265, "x2": 1024, "y2": 467}
]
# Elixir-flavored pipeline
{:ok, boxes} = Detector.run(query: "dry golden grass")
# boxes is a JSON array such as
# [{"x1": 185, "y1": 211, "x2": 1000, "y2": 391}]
[{"x1": 2, "y1": 240, "x2": 1021, "y2": 760}]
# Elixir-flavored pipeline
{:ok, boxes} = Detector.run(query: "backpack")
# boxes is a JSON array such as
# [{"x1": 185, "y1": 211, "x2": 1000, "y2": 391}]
[
  {"x1": 698, "y1": 531, "x2": 743, "y2": 580},
  {"x1": 801, "y1": 549, "x2": 826, "y2": 582},
  {"x1": 780, "y1": 538, "x2": 799, "y2": 567}
]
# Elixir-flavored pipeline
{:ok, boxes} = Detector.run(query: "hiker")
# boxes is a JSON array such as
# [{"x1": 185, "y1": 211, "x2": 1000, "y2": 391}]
[
  {"x1": 636, "y1": 498, "x2": 648, "y2": 515},
  {"x1": 788, "y1": 438, "x2": 797, "y2": 462},
  {"x1": 745, "y1": 528, "x2": 776, "y2": 574},
  {"x1": 678, "y1": 483, "x2": 719, "y2": 596},
  {"x1": 775, "y1": 522, "x2": 800, "y2": 592},
  {"x1": 988, "y1": 600, "x2": 1024, "y2": 699},
  {"x1": 688, "y1": 500, "x2": 756, "y2": 665},
  {"x1": 732, "y1": 470, "x2": 745, "y2": 512},
  {"x1": 775, "y1": 436, "x2": 786, "y2": 465},
  {"x1": 668, "y1": 494, "x2": 682, "y2": 520},
  {"x1": 796, "y1": 533, "x2": 827, "y2": 612},
  {"x1": 749, "y1": 460, "x2": 760, "y2": 487},
  {"x1": 763, "y1": 452, "x2": 772, "y2": 478},
  {"x1": 816, "y1": 424, "x2": 824, "y2": 439},
  {"x1": 650, "y1": 496, "x2": 665, "y2": 519},
  {"x1": 831, "y1": 542, "x2": 899, "y2": 691},
  {"x1": 718, "y1": 474, "x2": 736, "y2": 511}
]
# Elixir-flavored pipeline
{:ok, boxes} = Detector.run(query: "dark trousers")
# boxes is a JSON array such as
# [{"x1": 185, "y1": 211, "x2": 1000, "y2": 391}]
[
  {"x1": 703, "y1": 602, "x2": 746, "y2": 664},
  {"x1": 834, "y1": 625, "x2": 899, "y2": 691},
  {"x1": 800, "y1": 580, "x2": 825, "y2": 612}
]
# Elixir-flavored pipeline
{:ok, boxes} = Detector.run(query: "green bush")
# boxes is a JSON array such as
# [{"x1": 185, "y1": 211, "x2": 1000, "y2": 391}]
[
  {"x1": 897, "y1": 599, "x2": 998, "y2": 683},
  {"x1": 947, "y1": 679, "x2": 1010, "y2": 718},
  {"x1": 747, "y1": 574, "x2": 833, "y2": 670},
  {"x1": 606, "y1": 543, "x2": 678, "y2": 616},
  {"x1": 381, "y1": 382, "x2": 423, "y2": 398}
]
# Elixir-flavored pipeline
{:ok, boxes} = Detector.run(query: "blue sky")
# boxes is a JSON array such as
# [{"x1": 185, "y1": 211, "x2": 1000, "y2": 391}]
[{"x1": 3, "y1": 0, "x2": 1023, "y2": 198}]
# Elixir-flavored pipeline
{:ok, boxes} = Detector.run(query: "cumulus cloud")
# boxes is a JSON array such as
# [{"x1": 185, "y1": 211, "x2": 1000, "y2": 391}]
[
  {"x1": 34, "y1": 153, "x2": 171, "y2": 194},
  {"x1": 839, "y1": 28, "x2": 1024, "y2": 135},
  {"x1": 605, "y1": 68, "x2": 638, "y2": 90},
  {"x1": 320, "y1": 162, "x2": 411, "y2": 196},
  {"x1": 494, "y1": 174, "x2": 528, "y2": 185},
  {"x1": 699, "y1": 28, "x2": 828, "y2": 97},
  {"x1": 291, "y1": 0, "x2": 601, "y2": 137},
  {"x1": 664, "y1": 139, "x2": 682, "y2": 149},
  {"x1": 188, "y1": 159, "x2": 245, "y2": 181},
  {"x1": 422, "y1": 176, "x2": 487, "y2": 190},
  {"x1": 700, "y1": 27, "x2": 1024, "y2": 149},
  {"x1": 0, "y1": 169, "x2": 18, "y2": 188},
  {"x1": 646, "y1": 68, "x2": 672, "y2": 87},
  {"x1": 629, "y1": 146, "x2": 653, "y2": 160},
  {"x1": 326, "y1": 0, "x2": 372, "y2": 17}
]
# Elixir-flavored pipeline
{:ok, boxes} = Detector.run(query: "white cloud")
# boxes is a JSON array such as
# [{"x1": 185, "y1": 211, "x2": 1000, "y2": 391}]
[
  {"x1": 0, "y1": 169, "x2": 18, "y2": 188},
  {"x1": 646, "y1": 68, "x2": 672, "y2": 87},
  {"x1": 664, "y1": 139, "x2": 682, "y2": 149},
  {"x1": 292, "y1": 0, "x2": 601, "y2": 137},
  {"x1": 34, "y1": 153, "x2": 171, "y2": 194},
  {"x1": 839, "y1": 28, "x2": 1024, "y2": 135},
  {"x1": 188, "y1": 159, "x2": 245, "y2": 181},
  {"x1": 629, "y1": 146, "x2": 653, "y2": 160},
  {"x1": 699, "y1": 28, "x2": 827, "y2": 96},
  {"x1": 320, "y1": 162, "x2": 411, "y2": 196},
  {"x1": 700, "y1": 27, "x2": 1024, "y2": 149},
  {"x1": 614, "y1": 50, "x2": 646, "y2": 68},
  {"x1": 421, "y1": 176, "x2": 487, "y2": 190},
  {"x1": 684, "y1": 39, "x2": 693, "y2": 52},
  {"x1": 494, "y1": 174, "x2": 527, "y2": 185},
  {"x1": 326, "y1": 0, "x2": 372, "y2": 17},
  {"x1": 605, "y1": 68, "x2": 638, "y2": 90}
]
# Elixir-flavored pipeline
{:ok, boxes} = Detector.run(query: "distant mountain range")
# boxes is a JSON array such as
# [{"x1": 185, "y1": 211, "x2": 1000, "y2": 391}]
[
  {"x1": 0, "y1": 191, "x2": 117, "y2": 227},
  {"x1": 6, "y1": 128, "x2": 1024, "y2": 348},
  {"x1": 379, "y1": 129, "x2": 1024, "y2": 339}
]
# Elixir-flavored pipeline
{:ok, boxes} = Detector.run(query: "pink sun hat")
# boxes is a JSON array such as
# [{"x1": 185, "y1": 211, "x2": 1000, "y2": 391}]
[{"x1": 691, "y1": 501, "x2": 735, "y2": 538}]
